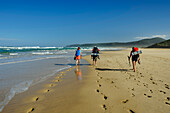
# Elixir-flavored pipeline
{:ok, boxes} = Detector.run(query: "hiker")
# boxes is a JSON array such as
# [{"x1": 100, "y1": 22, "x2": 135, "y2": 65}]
[
  {"x1": 91, "y1": 46, "x2": 100, "y2": 65},
  {"x1": 129, "y1": 47, "x2": 141, "y2": 72},
  {"x1": 75, "y1": 47, "x2": 81, "y2": 66}
]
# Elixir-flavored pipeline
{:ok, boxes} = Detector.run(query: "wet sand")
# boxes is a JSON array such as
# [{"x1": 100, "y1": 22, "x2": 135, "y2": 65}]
[{"x1": 1, "y1": 49, "x2": 170, "y2": 113}]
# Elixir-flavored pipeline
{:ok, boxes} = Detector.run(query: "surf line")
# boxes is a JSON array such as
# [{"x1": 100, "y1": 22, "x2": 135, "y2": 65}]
[{"x1": 0, "y1": 58, "x2": 47, "y2": 65}]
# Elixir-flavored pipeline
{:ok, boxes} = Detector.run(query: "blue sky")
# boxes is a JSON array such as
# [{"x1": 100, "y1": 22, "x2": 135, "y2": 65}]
[{"x1": 0, "y1": 0, "x2": 170, "y2": 46}]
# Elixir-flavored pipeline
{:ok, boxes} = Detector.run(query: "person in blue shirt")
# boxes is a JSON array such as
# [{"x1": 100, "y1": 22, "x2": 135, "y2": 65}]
[{"x1": 75, "y1": 47, "x2": 81, "y2": 66}]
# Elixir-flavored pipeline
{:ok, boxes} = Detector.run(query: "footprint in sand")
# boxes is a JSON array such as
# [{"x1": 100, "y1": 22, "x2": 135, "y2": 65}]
[
  {"x1": 165, "y1": 84, "x2": 169, "y2": 89},
  {"x1": 45, "y1": 83, "x2": 56, "y2": 88},
  {"x1": 159, "y1": 90, "x2": 166, "y2": 94},
  {"x1": 98, "y1": 84, "x2": 101, "y2": 87},
  {"x1": 111, "y1": 81, "x2": 114, "y2": 84},
  {"x1": 137, "y1": 83, "x2": 140, "y2": 86},
  {"x1": 130, "y1": 74, "x2": 135, "y2": 77},
  {"x1": 96, "y1": 89, "x2": 100, "y2": 93},
  {"x1": 104, "y1": 95, "x2": 108, "y2": 100},
  {"x1": 150, "y1": 89, "x2": 153, "y2": 93},
  {"x1": 128, "y1": 109, "x2": 135, "y2": 113},
  {"x1": 27, "y1": 108, "x2": 35, "y2": 113},
  {"x1": 166, "y1": 97, "x2": 170, "y2": 101},
  {"x1": 144, "y1": 94, "x2": 152, "y2": 98},
  {"x1": 96, "y1": 80, "x2": 99, "y2": 83},
  {"x1": 150, "y1": 77, "x2": 153, "y2": 81},
  {"x1": 99, "y1": 77, "x2": 103, "y2": 79},
  {"x1": 45, "y1": 89, "x2": 50, "y2": 92},
  {"x1": 152, "y1": 81, "x2": 157, "y2": 85},
  {"x1": 50, "y1": 84, "x2": 55, "y2": 87},
  {"x1": 165, "y1": 102, "x2": 170, "y2": 106},
  {"x1": 122, "y1": 99, "x2": 129, "y2": 103},
  {"x1": 132, "y1": 93, "x2": 135, "y2": 97},
  {"x1": 102, "y1": 104, "x2": 107, "y2": 110},
  {"x1": 143, "y1": 83, "x2": 148, "y2": 88},
  {"x1": 53, "y1": 79, "x2": 60, "y2": 82},
  {"x1": 141, "y1": 75, "x2": 144, "y2": 77},
  {"x1": 158, "y1": 80, "x2": 163, "y2": 83},
  {"x1": 165, "y1": 97, "x2": 170, "y2": 105},
  {"x1": 35, "y1": 97, "x2": 39, "y2": 101}
]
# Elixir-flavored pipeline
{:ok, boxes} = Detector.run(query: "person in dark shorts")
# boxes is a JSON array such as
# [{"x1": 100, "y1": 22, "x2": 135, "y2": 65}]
[
  {"x1": 129, "y1": 47, "x2": 140, "y2": 72},
  {"x1": 91, "y1": 46, "x2": 100, "y2": 65}
]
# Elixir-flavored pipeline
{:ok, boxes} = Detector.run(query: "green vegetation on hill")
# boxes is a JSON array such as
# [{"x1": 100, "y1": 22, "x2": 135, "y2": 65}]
[
  {"x1": 148, "y1": 39, "x2": 170, "y2": 48},
  {"x1": 67, "y1": 37, "x2": 165, "y2": 48}
]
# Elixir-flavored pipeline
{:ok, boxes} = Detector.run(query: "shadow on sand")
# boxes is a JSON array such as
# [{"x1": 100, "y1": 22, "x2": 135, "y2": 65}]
[
  {"x1": 95, "y1": 68, "x2": 129, "y2": 72},
  {"x1": 55, "y1": 63, "x2": 91, "y2": 66}
]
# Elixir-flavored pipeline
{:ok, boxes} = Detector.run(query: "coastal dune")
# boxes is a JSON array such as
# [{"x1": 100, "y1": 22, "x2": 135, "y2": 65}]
[{"x1": 1, "y1": 49, "x2": 170, "y2": 113}]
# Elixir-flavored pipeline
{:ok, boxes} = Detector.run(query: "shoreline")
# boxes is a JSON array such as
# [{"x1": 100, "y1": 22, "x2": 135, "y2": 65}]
[
  {"x1": 0, "y1": 58, "x2": 73, "y2": 112},
  {"x1": 1, "y1": 59, "x2": 93, "y2": 113},
  {"x1": 1, "y1": 48, "x2": 170, "y2": 113}
]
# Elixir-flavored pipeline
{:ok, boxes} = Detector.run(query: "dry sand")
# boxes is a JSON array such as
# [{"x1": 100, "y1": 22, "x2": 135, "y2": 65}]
[{"x1": 1, "y1": 49, "x2": 170, "y2": 113}]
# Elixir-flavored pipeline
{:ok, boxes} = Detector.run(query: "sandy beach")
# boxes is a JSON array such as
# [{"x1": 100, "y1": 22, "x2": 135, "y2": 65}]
[{"x1": 1, "y1": 48, "x2": 170, "y2": 113}]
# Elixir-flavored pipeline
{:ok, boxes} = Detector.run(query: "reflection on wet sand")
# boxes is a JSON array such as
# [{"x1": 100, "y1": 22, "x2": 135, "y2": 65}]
[{"x1": 75, "y1": 66, "x2": 82, "y2": 80}]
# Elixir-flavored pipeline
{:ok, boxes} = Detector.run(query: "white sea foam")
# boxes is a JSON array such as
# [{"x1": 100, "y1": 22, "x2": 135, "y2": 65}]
[
  {"x1": 41, "y1": 47, "x2": 57, "y2": 49},
  {"x1": 32, "y1": 52, "x2": 54, "y2": 55},
  {"x1": 81, "y1": 48, "x2": 92, "y2": 50},
  {"x1": 9, "y1": 53, "x2": 18, "y2": 56},
  {"x1": 0, "y1": 46, "x2": 58, "y2": 50},
  {"x1": 55, "y1": 51, "x2": 68, "y2": 54},
  {"x1": 0, "y1": 80, "x2": 32, "y2": 112},
  {"x1": 0, "y1": 46, "x2": 40, "y2": 49},
  {"x1": 0, "y1": 55, "x2": 71, "y2": 66},
  {"x1": 99, "y1": 47, "x2": 125, "y2": 50},
  {"x1": 0, "y1": 65, "x2": 72, "y2": 112}
]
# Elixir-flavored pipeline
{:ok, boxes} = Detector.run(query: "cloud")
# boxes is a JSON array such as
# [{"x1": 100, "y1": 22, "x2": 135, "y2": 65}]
[
  {"x1": 135, "y1": 35, "x2": 167, "y2": 39},
  {"x1": 152, "y1": 35, "x2": 167, "y2": 38}
]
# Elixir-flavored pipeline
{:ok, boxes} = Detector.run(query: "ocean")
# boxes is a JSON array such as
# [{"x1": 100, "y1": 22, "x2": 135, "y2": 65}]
[{"x1": 0, "y1": 46, "x2": 123, "y2": 112}]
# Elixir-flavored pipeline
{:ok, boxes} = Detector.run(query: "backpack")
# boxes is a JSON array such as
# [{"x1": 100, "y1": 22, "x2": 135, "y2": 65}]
[{"x1": 93, "y1": 47, "x2": 99, "y2": 53}]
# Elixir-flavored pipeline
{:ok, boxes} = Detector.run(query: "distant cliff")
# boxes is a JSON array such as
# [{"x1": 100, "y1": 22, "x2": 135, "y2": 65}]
[
  {"x1": 67, "y1": 37, "x2": 165, "y2": 48},
  {"x1": 148, "y1": 39, "x2": 170, "y2": 48}
]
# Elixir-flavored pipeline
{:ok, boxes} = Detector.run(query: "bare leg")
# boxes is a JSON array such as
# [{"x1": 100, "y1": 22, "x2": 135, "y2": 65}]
[
  {"x1": 93, "y1": 58, "x2": 95, "y2": 65},
  {"x1": 78, "y1": 59, "x2": 80, "y2": 65},
  {"x1": 132, "y1": 61, "x2": 136, "y2": 72},
  {"x1": 76, "y1": 60, "x2": 78, "y2": 66},
  {"x1": 95, "y1": 60, "x2": 97, "y2": 65}
]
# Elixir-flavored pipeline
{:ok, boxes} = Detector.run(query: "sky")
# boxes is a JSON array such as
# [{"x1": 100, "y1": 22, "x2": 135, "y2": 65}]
[{"x1": 0, "y1": 0, "x2": 170, "y2": 46}]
